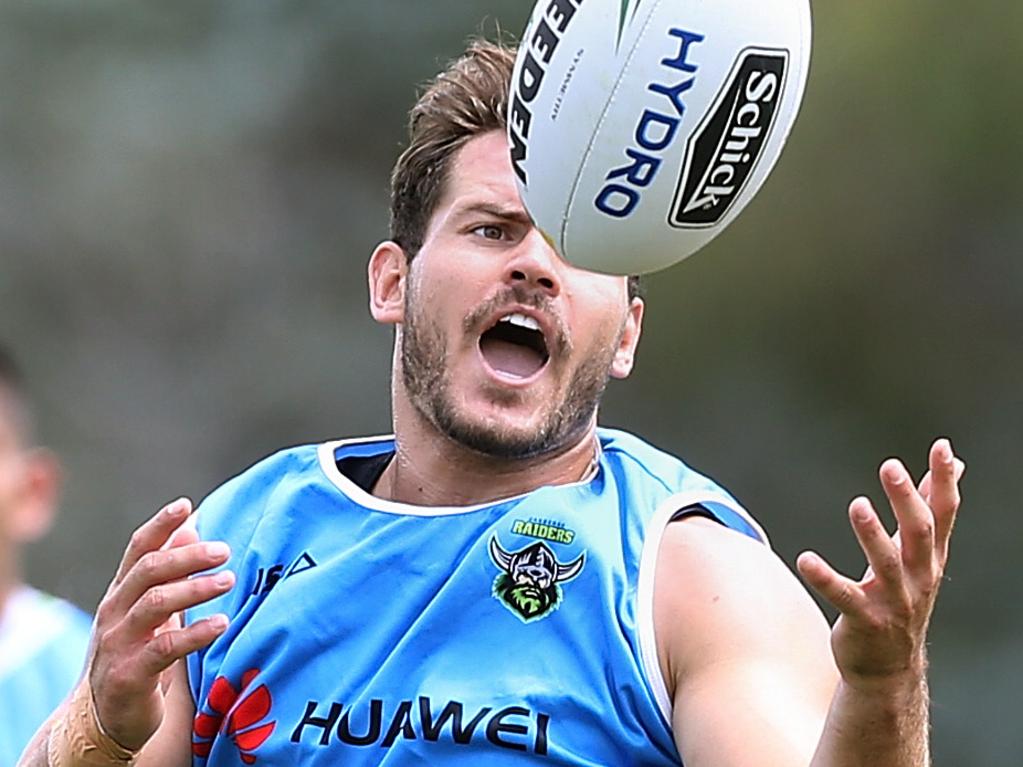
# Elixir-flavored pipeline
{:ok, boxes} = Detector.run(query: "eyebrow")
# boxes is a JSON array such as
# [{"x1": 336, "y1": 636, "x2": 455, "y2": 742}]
[{"x1": 451, "y1": 202, "x2": 533, "y2": 226}]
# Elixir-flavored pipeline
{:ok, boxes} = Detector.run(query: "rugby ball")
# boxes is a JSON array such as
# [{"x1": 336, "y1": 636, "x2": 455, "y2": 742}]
[{"x1": 508, "y1": 0, "x2": 812, "y2": 275}]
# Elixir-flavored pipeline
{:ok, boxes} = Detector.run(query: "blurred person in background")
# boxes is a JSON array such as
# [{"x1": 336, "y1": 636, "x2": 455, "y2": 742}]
[{"x1": 0, "y1": 344, "x2": 91, "y2": 764}]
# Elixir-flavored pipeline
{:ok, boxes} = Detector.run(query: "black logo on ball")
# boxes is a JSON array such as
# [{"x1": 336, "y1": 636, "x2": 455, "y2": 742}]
[{"x1": 670, "y1": 48, "x2": 789, "y2": 228}]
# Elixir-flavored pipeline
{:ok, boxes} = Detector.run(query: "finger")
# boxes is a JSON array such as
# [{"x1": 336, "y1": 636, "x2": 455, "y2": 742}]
[
  {"x1": 136, "y1": 614, "x2": 230, "y2": 678},
  {"x1": 878, "y1": 459, "x2": 934, "y2": 576},
  {"x1": 916, "y1": 459, "x2": 965, "y2": 508},
  {"x1": 124, "y1": 571, "x2": 236, "y2": 634},
  {"x1": 114, "y1": 499, "x2": 193, "y2": 585},
  {"x1": 917, "y1": 470, "x2": 932, "y2": 504},
  {"x1": 113, "y1": 541, "x2": 231, "y2": 614},
  {"x1": 797, "y1": 551, "x2": 867, "y2": 617},
  {"x1": 847, "y1": 495, "x2": 907, "y2": 587},
  {"x1": 167, "y1": 524, "x2": 200, "y2": 551},
  {"x1": 928, "y1": 439, "x2": 964, "y2": 546}
]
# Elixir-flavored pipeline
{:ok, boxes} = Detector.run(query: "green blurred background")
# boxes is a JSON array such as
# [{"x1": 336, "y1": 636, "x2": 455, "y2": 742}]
[{"x1": 1, "y1": 1, "x2": 1018, "y2": 763}]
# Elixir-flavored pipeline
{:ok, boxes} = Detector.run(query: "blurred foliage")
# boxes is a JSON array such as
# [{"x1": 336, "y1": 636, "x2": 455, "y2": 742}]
[{"x1": 0, "y1": 2, "x2": 1018, "y2": 763}]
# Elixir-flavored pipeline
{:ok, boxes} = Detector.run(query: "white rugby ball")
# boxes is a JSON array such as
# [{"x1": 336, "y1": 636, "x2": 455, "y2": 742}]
[{"x1": 508, "y1": 0, "x2": 812, "y2": 275}]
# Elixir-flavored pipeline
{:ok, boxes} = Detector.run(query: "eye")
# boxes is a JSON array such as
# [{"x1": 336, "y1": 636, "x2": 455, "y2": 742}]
[{"x1": 472, "y1": 224, "x2": 507, "y2": 241}]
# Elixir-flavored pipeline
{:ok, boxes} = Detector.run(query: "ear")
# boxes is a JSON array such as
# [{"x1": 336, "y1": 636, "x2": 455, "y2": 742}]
[
  {"x1": 8, "y1": 448, "x2": 62, "y2": 543},
  {"x1": 368, "y1": 240, "x2": 409, "y2": 325},
  {"x1": 610, "y1": 297, "x2": 644, "y2": 379}
]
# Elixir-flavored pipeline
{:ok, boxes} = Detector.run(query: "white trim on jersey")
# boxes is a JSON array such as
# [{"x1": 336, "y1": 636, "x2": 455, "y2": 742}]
[{"x1": 316, "y1": 436, "x2": 600, "y2": 517}]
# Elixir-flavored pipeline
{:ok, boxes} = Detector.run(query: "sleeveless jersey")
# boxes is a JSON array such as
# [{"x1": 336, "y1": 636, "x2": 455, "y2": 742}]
[
  {"x1": 0, "y1": 586, "x2": 92, "y2": 765},
  {"x1": 186, "y1": 428, "x2": 767, "y2": 766}
]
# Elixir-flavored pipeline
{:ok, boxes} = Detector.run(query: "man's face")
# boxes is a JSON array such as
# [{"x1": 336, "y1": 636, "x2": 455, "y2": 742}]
[
  {"x1": 0, "y1": 400, "x2": 25, "y2": 541},
  {"x1": 384, "y1": 130, "x2": 643, "y2": 460},
  {"x1": 0, "y1": 392, "x2": 57, "y2": 550}
]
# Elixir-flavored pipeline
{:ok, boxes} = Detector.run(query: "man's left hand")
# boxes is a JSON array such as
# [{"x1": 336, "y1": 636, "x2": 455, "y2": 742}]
[{"x1": 796, "y1": 438, "x2": 965, "y2": 687}]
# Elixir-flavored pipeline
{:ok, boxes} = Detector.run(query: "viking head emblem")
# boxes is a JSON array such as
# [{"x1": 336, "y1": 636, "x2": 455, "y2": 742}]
[{"x1": 489, "y1": 535, "x2": 585, "y2": 622}]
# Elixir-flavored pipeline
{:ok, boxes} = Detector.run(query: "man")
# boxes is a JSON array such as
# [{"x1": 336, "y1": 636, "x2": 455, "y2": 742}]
[
  {"x1": 20, "y1": 41, "x2": 963, "y2": 766},
  {"x1": 0, "y1": 345, "x2": 92, "y2": 764}
]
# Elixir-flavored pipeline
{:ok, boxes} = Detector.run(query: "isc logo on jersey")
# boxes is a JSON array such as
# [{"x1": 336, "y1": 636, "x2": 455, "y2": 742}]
[{"x1": 509, "y1": 0, "x2": 812, "y2": 276}]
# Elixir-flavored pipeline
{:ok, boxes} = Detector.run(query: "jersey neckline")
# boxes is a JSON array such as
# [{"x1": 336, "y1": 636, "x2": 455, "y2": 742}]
[{"x1": 316, "y1": 435, "x2": 601, "y2": 517}]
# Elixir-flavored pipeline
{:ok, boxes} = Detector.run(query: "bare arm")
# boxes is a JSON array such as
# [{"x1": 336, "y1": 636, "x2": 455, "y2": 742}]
[
  {"x1": 17, "y1": 499, "x2": 234, "y2": 767},
  {"x1": 657, "y1": 516, "x2": 837, "y2": 767},
  {"x1": 656, "y1": 439, "x2": 963, "y2": 767}
]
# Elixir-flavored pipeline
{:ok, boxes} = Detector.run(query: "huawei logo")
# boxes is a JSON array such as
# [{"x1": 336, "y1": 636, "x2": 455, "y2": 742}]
[{"x1": 192, "y1": 669, "x2": 276, "y2": 764}]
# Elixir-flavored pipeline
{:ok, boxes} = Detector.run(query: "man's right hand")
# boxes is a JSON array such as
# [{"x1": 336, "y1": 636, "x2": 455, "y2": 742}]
[{"x1": 88, "y1": 498, "x2": 234, "y2": 751}]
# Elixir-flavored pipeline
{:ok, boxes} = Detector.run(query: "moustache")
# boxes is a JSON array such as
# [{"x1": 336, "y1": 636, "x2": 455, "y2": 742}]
[{"x1": 463, "y1": 285, "x2": 570, "y2": 358}]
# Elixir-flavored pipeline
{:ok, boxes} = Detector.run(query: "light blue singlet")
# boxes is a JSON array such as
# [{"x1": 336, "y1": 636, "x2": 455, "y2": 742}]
[
  {"x1": 186, "y1": 428, "x2": 767, "y2": 766},
  {"x1": 0, "y1": 587, "x2": 92, "y2": 765}
]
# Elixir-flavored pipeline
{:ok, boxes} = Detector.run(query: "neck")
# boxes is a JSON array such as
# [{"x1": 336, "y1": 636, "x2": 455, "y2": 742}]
[{"x1": 377, "y1": 394, "x2": 599, "y2": 507}]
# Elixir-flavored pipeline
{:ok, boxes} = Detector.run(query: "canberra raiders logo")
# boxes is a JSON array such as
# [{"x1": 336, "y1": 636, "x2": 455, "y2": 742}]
[{"x1": 489, "y1": 535, "x2": 585, "y2": 623}]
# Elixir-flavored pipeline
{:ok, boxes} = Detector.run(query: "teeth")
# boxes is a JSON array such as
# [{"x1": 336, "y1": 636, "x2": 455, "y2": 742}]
[{"x1": 499, "y1": 313, "x2": 541, "y2": 331}]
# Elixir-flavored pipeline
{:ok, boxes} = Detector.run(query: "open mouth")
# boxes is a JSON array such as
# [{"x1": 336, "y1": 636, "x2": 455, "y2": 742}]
[{"x1": 478, "y1": 313, "x2": 550, "y2": 380}]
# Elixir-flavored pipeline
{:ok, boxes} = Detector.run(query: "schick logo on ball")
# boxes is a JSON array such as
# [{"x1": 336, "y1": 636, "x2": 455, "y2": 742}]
[
  {"x1": 670, "y1": 48, "x2": 788, "y2": 228},
  {"x1": 594, "y1": 28, "x2": 703, "y2": 219}
]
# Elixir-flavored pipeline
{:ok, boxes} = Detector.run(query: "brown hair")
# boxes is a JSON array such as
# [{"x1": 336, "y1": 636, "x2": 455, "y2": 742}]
[
  {"x1": 390, "y1": 39, "x2": 514, "y2": 259},
  {"x1": 389, "y1": 38, "x2": 641, "y2": 299}
]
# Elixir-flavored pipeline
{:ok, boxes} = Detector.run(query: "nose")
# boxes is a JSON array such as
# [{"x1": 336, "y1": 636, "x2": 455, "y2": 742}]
[{"x1": 505, "y1": 230, "x2": 562, "y2": 297}]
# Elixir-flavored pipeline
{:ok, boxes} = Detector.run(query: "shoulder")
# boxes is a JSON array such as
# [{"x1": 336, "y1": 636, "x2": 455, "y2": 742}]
[
  {"x1": 191, "y1": 436, "x2": 395, "y2": 568},
  {"x1": 598, "y1": 428, "x2": 742, "y2": 499},
  {"x1": 599, "y1": 428, "x2": 718, "y2": 489},
  {"x1": 0, "y1": 587, "x2": 90, "y2": 679},
  {"x1": 193, "y1": 442, "x2": 329, "y2": 535},
  {"x1": 599, "y1": 428, "x2": 767, "y2": 544},
  {"x1": 2, "y1": 586, "x2": 90, "y2": 636},
  {"x1": 207, "y1": 442, "x2": 325, "y2": 498},
  {"x1": 654, "y1": 517, "x2": 833, "y2": 698}
]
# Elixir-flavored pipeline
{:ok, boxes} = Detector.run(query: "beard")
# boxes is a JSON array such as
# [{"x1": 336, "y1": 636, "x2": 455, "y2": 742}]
[
  {"x1": 400, "y1": 284, "x2": 621, "y2": 460},
  {"x1": 506, "y1": 583, "x2": 553, "y2": 618}
]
